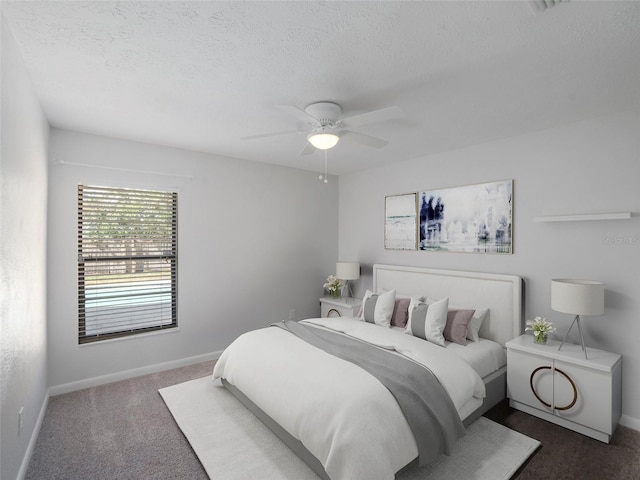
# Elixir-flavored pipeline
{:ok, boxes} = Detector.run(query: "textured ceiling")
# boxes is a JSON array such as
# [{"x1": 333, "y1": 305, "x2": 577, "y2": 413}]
[{"x1": 2, "y1": 1, "x2": 639, "y2": 175}]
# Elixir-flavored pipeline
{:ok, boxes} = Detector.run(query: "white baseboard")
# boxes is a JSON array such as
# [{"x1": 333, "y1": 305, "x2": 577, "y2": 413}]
[
  {"x1": 49, "y1": 350, "x2": 222, "y2": 397},
  {"x1": 17, "y1": 390, "x2": 49, "y2": 480},
  {"x1": 620, "y1": 414, "x2": 640, "y2": 432}
]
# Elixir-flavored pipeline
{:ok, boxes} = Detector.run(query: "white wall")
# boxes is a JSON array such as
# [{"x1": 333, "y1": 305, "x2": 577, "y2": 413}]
[
  {"x1": 47, "y1": 129, "x2": 338, "y2": 388},
  {"x1": 0, "y1": 16, "x2": 50, "y2": 480},
  {"x1": 339, "y1": 110, "x2": 640, "y2": 427}
]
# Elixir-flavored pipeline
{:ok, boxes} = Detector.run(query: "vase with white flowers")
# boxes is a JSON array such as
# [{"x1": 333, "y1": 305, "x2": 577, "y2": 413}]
[
  {"x1": 324, "y1": 275, "x2": 344, "y2": 298},
  {"x1": 525, "y1": 316, "x2": 556, "y2": 345}
]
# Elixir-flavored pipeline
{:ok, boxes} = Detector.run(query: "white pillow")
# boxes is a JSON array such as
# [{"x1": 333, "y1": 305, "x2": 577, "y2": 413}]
[
  {"x1": 466, "y1": 308, "x2": 489, "y2": 342},
  {"x1": 427, "y1": 297, "x2": 489, "y2": 342},
  {"x1": 406, "y1": 296, "x2": 449, "y2": 346},
  {"x1": 360, "y1": 289, "x2": 396, "y2": 327}
]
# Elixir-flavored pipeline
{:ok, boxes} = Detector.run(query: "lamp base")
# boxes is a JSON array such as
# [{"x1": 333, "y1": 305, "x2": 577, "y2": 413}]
[
  {"x1": 341, "y1": 280, "x2": 354, "y2": 299},
  {"x1": 558, "y1": 314, "x2": 588, "y2": 360}
]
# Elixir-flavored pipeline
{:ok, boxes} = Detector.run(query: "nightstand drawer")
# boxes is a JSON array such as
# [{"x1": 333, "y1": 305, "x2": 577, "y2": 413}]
[
  {"x1": 554, "y1": 360, "x2": 612, "y2": 434},
  {"x1": 507, "y1": 349, "x2": 554, "y2": 414}
]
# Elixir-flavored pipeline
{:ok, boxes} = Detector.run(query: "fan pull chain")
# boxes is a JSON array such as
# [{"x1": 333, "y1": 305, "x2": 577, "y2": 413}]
[{"x1": 318, "y1": 150, "x2": 329, "y2": 184}]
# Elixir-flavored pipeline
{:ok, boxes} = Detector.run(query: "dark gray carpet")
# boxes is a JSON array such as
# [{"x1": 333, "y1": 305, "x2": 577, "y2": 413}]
[
  {"x1": 25, "y1": 361, "x2": 214, "y2": 480},
  {"x1": 484, "y1": 401, "x2": 640, "y2": 480},
  {"x1": 26, "y1": 360, "x2": 640, "y2": 479}
]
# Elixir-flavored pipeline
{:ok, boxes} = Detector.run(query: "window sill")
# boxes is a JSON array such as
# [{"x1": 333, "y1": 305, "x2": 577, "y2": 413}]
[{"x1": 79, "y1": 327, "x2": 180, "y2": 347}]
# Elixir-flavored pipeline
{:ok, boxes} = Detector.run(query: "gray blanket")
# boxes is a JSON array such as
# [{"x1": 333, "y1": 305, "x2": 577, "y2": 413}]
[{"x1": 272, "y1": 320, "x2": 466, "y2": 467}]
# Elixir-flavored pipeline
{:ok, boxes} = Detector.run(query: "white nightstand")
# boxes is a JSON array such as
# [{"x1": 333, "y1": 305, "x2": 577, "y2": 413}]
[
  {"x1": 319, "y1": 297, "x2": 362, "y2": 318},
  {"x1": 506, "y1": 334, "x2": 622, "y2": 443}
]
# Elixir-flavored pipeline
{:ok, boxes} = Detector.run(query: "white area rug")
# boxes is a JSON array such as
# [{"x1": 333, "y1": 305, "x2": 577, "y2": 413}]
[{"x1": 160, "y1": 377, "x2": 540, "y2": 480}]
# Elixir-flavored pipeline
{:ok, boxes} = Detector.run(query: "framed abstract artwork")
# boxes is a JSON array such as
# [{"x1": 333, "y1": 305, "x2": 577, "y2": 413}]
[
  {"x1": 384, "y1": 193, "x2": 417, "y2": 250},
  {"x1": 418, "y1": 180, "x2": 513, "y2": 254}
]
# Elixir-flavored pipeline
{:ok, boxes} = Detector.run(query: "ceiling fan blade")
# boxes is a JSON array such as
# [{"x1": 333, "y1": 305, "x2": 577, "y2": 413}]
[
  {"x1": 241, "y1": 129, "x2": 299, "y2": 140},
  {"x1": 300, "y1": 142, "x2": 316, "y2": 156},
  {"x1": 340, "y1": 105, "x2": 404, "y2": 128},
  {"x1": 340, "y1": 130, "x2": 388, "y2": 149},
  {"x1": 275, "y1": 104, "x2": 319, "y2": 124}
]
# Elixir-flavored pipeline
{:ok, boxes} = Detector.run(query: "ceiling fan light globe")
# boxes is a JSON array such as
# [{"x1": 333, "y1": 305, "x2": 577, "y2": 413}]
[{"x1": 307, "y1": 132, "x2": 339, "y2": 150}]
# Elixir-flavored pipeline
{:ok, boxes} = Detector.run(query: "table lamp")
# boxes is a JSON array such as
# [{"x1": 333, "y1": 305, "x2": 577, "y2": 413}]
[
  {"x1": 551, "y1": 278, "x2": 604, "y2": 360},
  {"x1": 336, "y1": 262, "x2": 360, "y2": 298}
]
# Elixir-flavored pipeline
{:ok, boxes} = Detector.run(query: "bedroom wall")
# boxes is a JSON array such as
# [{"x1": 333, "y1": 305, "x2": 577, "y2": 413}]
[
  {"x1": 1, "y1": 17, "x2": 50, "y2": 480},
  {"x1": 47, "y1": 129, "x2": 338, "y2": 388},
  {"x1": 338, "y1": 109, "x2": 640, "y2": 428}
]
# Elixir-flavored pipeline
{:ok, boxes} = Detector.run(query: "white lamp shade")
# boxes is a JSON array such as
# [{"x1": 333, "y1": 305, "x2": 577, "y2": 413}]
[
  {"x1": 551, "y1": 279, "x2": 604, "y2": 316},
  {"x1": 308, "y1": 132, "x2": 339, "y2": 150},
  {"x1": 336, "y1": 262, "x2": 360, "y2": 280}
]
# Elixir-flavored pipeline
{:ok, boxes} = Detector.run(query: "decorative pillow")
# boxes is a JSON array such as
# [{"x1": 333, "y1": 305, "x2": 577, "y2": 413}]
[
  {"x1": 466, "y1": 307, "x2": 489, "y2": 342},
  {"x1": 405, "y1": 296, "x2": 449, "y2": 346},
  {"x1": 390, "y1": 297, "x2": 414, "y2": 328},
  {"x1": 467, "y1": 308, "x2": 489, "y2": 342},
  {"x1": 443, "y1": 308, "x2": 475, "y2": 345},
  {"x1": 360, "y1": 289, "x2": 396, "y2": 327},
  {"x1": 428, "y1": 297, "x2": 488, "y2": 342}
]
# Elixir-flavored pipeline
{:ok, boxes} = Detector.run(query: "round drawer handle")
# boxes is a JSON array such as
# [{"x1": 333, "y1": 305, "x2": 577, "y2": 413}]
[
  {"x1": 529, "y1": 366, "x2": 578, "y2": 411},
  {"x1": 327, "y1": 308, "x2": 342, "y2": 318}
]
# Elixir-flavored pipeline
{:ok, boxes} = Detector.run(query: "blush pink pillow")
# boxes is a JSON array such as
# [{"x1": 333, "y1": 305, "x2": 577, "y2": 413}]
[
  {"x1": 391, "y1": 298, "x2": 412, "y2": 328},
  {"x1": 443, "y1": 308, "x2": 475, "y2": 345}
]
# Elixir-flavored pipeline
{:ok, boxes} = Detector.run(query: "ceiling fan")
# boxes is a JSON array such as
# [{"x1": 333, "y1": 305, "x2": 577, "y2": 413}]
[{"x1": 241, "y1": 101, "x2": 404, "y2": 155}]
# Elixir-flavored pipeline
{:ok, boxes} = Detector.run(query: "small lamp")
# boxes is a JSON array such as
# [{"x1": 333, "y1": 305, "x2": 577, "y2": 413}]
[
  {"x1": 551, "y1": 278, "x2": 604, "y2": 359},
  {"x1": 336, "y1": 262, "x2": 360, "y2": 298}
]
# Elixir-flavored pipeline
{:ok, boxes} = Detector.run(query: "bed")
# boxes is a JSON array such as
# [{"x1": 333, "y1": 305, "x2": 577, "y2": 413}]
[{"x1": 213, "y1": 264, "x2": 524, "y2": 480}]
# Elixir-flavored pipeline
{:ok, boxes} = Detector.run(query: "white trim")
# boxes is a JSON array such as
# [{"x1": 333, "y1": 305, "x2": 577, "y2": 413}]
[
  {"x1": 620, "y1": 414, "x2": 640, "y2": 432},
  {"x1": 49, "y1": 350, "x2": 221, "y2": 396},
  {"x1": 17, "y1": 390, "x2": 49, "y2": 480},
  {"x1": 78, "y1": 326, "x2": 181, "y2": 347}
]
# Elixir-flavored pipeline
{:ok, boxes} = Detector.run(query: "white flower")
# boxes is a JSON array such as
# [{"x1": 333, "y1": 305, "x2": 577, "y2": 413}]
[
  {"x1": 525, "y1": 316, "x2": 556, "y2": 336},
  {"x1": 323, "y1": 275, "x2": 343, "y2": 292}
]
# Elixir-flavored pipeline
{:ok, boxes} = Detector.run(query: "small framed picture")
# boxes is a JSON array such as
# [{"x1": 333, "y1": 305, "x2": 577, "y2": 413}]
[{"x1": 385, "y1": 193, "x2": 417, "y2": 250}]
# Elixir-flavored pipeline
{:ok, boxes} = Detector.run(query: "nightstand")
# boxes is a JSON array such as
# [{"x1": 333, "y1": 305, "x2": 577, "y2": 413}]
[
  {"x1": 506, "y1": 334, "x2": 622, "y2": 443},
  {"x1": 319, "y1": 297, "x2": 362, "y2": 318}
]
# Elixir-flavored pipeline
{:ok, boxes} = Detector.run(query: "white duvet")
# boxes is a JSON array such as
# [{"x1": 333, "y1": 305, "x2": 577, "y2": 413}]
[{"x1": 212, "y1": 317, "x2": 485, "y2": 480}]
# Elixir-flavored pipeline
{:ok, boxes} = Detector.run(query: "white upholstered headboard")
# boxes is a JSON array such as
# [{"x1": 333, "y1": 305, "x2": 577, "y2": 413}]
[{"x1": 373, "y1": 264, "x2": 523, "y2": 347}]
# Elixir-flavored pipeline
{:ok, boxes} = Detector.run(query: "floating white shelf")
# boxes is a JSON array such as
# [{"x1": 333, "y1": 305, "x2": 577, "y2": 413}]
[{"x1": 534, "y1": 212, "x2": 632, "y2": 223}]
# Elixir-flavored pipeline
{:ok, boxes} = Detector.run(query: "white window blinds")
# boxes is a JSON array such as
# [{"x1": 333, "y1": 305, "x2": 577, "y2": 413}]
[{"x1": 77, "y1": 185, "x2": 177, "y2": 344}]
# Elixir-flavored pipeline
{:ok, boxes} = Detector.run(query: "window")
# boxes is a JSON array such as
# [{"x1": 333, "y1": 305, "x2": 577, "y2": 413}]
[{"x1": 77, "y1": 185, "x2": 177, "y2": 344}]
